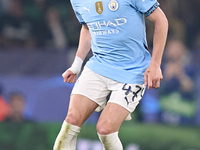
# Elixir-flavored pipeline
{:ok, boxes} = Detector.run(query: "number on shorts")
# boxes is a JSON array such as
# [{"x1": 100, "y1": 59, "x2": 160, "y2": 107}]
[{"x1": 122, "y1": 84, "x2": 144, "y2": 105}]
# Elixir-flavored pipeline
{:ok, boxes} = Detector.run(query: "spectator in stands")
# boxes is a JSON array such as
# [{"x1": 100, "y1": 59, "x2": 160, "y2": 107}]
[
  {"x1": 62, "y1": 3, "x2": 81, "y2": 48},
  {"x1": 26, "y1": 3, "x2": 68, "y2": 50},
  {"x1": 44, "y1": 6, "x2": 68, "y2": 50},
  {"x1": 159, "y1": 39, "x2": 197, "y2": 124},
  {"x1": 4, "y1": 92, "x2": 29, "y2": 123},
  {"x1": 162, "y1": 39, "x2": 194, "y2": 93},
  {"x1": 0, "y1": 0, "x2": 37, "y2": 49}
]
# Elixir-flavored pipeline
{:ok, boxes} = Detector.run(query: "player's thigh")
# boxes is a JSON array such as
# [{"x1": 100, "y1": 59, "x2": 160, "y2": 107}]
[
  {"x1": 96, "y1": 102, "x2": 129, "y2": 135},
  {"x1": 66, "y1": 94, "x2": 99, "y2": 127},
  {"x1": 72, "y1": 67, "x2": 110, "y2": 111}
]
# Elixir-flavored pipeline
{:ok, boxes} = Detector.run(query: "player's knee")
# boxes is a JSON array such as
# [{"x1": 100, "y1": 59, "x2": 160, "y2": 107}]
[
  {"x1": 65, "y1": 112, "x2": 81, "y2": 126},
  {"x1": 96, "y1": 122, "x2": 114, "y2": 135}
]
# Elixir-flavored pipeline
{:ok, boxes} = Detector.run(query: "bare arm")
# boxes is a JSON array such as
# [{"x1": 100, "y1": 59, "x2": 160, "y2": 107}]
[
  {"x1": 144, "y1": 7, "x2": 168, "y2": 89},
  {"x1": 62, "y1": 24, "x2": 91, "y2": 83},
  {"x1": 76, "y1": 25, "x2": 91, "y2": 60}
]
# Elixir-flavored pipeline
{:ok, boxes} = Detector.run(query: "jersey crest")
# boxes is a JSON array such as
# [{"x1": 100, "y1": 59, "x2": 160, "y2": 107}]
[
  {"x1": 95, "y1": 1, "x2": 103, "y2": 15},
  {"x1": 108, "y1": 0, "x2": 119, "y2": 11}
]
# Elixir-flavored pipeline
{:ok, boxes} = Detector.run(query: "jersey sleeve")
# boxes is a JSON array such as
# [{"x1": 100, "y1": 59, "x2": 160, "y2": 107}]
[
  {"x1": 130, "y1": 0, "x2": 159, "y2": 17},
  {"x1": 73, "y1": 10, "x2": 86, "y2": 25},
  {"x1": 70, "y1": 1, "x2": 86, "y2": 25}
]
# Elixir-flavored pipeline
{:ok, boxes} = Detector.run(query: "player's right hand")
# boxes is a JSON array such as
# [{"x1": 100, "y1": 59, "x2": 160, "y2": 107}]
[{"x1": 62, "y1": 69, "x2": 78, "y2": 84}]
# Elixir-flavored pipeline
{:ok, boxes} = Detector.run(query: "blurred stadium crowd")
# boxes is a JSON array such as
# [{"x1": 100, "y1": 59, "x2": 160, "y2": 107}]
[
  {"x1": 0, "y1": 0, "x2": 200, "y2": 126},
  {"x1": 0, "y1": 0, "x2": 200, "y2": 50},
  {"x1": 0, "y1": 0, "x2": 81, "y2": 50}
]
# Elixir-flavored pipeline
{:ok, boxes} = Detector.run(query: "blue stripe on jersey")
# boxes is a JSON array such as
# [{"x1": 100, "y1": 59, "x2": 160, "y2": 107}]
[{"x1": 144, "y1": 2, "x2": 160, "y2": 17}]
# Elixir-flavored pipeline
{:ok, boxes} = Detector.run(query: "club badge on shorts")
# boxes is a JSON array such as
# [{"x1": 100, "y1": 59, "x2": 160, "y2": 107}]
[
  {"x1": 95, "y1": 1, "x2": 103, "y2": 15},
  {"x1": 108, "y1": 0, "x2": 119, "y2": 11}
]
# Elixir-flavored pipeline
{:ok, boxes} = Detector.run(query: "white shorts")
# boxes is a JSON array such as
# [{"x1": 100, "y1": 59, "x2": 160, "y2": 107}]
[{"x1": 71, "y1": 67, "x2": 146, "y2": 120}]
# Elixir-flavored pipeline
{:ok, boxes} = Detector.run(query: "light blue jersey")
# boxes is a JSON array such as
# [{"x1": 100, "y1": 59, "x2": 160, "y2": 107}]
[{"x1": 70, "y1": 0, "x2": 159, "y2": 84}]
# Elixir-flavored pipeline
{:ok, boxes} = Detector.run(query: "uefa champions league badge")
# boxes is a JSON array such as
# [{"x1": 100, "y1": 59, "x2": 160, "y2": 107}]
[{"x1": 108, "y1": 0, "x2": 119, "y2": 11}]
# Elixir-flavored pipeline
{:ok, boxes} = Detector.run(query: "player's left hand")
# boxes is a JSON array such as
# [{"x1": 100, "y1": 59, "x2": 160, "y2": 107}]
[{"x1": 144, "y1": 62, "x2": 163, "y2": 90}]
